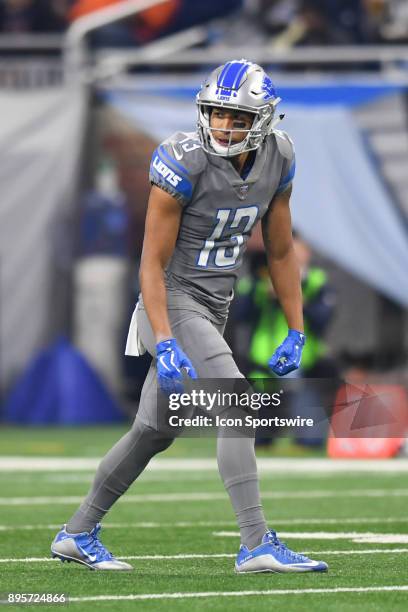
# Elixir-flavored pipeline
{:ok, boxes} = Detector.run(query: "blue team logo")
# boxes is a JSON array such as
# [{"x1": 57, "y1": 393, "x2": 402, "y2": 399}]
[
  {"x1": 261, "y1": 75, "x2": 276, "y2": 101},
  {"x1": 152, "y1": 156, "x2": 182, "y2": 188},
  {"x1": 216, "y1": 87, "x2": 238, "y2": 101}
]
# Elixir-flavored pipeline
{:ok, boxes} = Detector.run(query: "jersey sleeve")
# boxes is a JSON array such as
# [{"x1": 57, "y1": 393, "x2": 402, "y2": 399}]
[
  {"x1": 274, "y1": 130, "x2": 296, "y2": 196},
  {"x1": 149, "y1": 132, "x2": 205, "y2": 207}
]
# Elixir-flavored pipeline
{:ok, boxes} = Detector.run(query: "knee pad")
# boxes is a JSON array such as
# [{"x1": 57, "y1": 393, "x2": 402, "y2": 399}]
[{"x1": 131, "y1": 418, "x2": 175, "y2": 455}]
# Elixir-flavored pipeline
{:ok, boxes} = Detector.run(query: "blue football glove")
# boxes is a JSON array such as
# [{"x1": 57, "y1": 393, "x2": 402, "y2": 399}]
[
  {"x1": 268, "y1": 329, "x2": 306, "y2": 376},
  {"x1": 156, "y1": 338, "x2": 198, "y2": 395}
]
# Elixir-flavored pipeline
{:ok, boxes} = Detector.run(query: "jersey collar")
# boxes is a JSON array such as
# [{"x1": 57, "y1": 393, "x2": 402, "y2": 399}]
[{"x1": 207, "y1": 139, "x2": 269, "y2": 186}]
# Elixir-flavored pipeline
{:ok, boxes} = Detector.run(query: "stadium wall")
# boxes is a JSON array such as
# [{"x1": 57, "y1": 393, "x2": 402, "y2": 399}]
[{"x1": 0, "y1": 85, "x2": 86, "y2": 393}]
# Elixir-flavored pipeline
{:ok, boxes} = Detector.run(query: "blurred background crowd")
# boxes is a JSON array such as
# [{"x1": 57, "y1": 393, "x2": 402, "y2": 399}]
[
  {"x1": 0, "y1": 0, "x2": 407, "y2": 455},
  {"x1": 1, "y1": 0, "x2": 408, "y2": 45}
]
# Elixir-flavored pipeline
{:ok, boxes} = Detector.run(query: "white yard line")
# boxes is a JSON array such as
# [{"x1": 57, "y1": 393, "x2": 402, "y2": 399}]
[
  {"x1": 0, "y1": 488, "x2": 407, "y2": 505},
  {"x1": 67, "y1": 585, "x2": 408, "y2": 602},
  {"x1": 213, "y1": 531, "x2": 408, "y2": 542},
  {"x1": 1, "y1": 517, "x2": 408, "y2": 531},
  {"x1": 309, "y1": 548, "x2": 408, "y2": 555},
  {"x1": 354, "y1": 536, "x2": 408, "y2": 544},
  {"x1": 0, "y1": 458, "x2": 100, "y2": 472},
  {"x1": 41, "y1": 586, "x2": 408, "y2": 602},
  {"x1": 1, "y1": 457, "x2": 408, "y2": 473},
  {"x1": 1, "y1": 549, "x2": 408, "y2": 564},
  {"x1": 3, "y1": 585, "x2": 408, "y2": 604}
]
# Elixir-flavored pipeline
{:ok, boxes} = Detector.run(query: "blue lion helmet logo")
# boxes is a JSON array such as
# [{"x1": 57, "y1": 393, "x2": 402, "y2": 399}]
[{"x1": 262, "y1": 75, "x2": 276, "y2": 101}]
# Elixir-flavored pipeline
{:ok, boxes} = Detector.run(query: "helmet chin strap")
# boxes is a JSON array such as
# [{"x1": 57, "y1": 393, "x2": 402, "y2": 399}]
[{"x1": 269, "y1": 113, "x2": 285, "y2": 133}]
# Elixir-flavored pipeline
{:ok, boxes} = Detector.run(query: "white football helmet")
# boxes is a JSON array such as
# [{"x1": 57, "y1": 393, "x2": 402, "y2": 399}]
[{"x1": 196, "y1": 59, "x2": 282, "y2": 157}]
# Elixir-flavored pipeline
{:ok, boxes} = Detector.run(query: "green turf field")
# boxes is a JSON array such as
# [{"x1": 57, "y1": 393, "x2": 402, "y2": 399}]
[{"x1": 0, "y1": 426, "x2": 407, "y2": 611}]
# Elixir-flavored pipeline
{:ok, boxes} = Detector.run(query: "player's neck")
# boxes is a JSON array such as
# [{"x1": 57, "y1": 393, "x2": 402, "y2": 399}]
[{"x1": 229, "y1": 151, "x2": 250, "y2": 176}]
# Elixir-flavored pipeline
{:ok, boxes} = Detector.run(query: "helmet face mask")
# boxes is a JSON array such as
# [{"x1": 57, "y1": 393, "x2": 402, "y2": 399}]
[
  {"x1": 204, "y1": 106, "x2": 258, "y2": 157},
  {"x1": 196, "y1": 60, "x2": 282, "y2": 157}
]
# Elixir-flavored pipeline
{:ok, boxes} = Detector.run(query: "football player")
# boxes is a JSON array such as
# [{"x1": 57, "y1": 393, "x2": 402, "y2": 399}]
[{"x1": 51, "y1": 60, "x2": 328, "y2": 574}]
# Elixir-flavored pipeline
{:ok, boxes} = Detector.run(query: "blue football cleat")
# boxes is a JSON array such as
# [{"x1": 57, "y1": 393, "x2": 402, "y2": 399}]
[
  {"x1": 235, "y1": 530, "x2": 328, "y2": 573},
  {"x1": 51, "y1": 523, "x2": 133, "y2": 571}
]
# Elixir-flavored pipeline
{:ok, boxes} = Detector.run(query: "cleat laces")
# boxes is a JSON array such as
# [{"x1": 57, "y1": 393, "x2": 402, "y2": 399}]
[
  {"x1": 265, "y1": 530, "x2": 308, "y2": 563},
  {"x1": 86, "y1": 525, "x2": 113, "y2": 561}
]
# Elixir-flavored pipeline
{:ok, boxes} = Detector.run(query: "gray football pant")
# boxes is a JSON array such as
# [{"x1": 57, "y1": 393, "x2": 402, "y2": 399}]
[{"x1": 67, "y1": 307, "x2": 268, "y2": 549}]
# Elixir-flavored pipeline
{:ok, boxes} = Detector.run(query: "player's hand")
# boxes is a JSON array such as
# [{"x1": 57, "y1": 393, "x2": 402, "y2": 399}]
[
  {"x1": 268, "y1": 329, "x2": 306, "y2": 376},
  {"x1": 156, "y1": 338, "x2": 198, "y2": 395}
]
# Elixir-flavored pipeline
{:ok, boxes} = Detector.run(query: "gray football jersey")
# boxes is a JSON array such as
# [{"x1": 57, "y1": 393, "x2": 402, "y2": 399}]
[{"x1": 148, "y1": 130, "x2": 295, "y2": 319}]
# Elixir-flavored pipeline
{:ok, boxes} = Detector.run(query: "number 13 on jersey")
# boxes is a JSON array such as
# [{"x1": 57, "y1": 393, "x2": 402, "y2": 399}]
[{"x1": 197, "y1": 205, "x2": 258, "y2": 268}]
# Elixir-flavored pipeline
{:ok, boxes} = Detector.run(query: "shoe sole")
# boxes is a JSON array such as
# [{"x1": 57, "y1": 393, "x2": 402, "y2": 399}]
[
  {"x1": 235, "y1": 566, "x2": 328, "y2": 574},
  {"x1": 51, "y1": 551, "x2": 133, "y2": 571},
  {"x1": 235, "y1": 567, "x2": 279, "y2": 574},
  {"x1": 234, "y1": 566, "x2": 329, "y2": 574}
]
